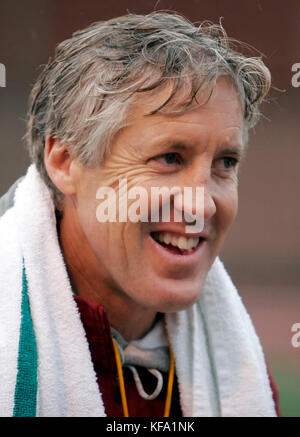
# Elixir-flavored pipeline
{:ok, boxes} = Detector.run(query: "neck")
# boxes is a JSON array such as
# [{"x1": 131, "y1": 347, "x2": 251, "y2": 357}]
[{"x1": 57, "y1": 206, "x2": 157, "y2": 341}]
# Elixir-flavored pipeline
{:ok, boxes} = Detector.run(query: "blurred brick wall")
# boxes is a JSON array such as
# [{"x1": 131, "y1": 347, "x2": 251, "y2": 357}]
[{"x1": 0, "y1": 0, "x2": 299, "y2": 291}]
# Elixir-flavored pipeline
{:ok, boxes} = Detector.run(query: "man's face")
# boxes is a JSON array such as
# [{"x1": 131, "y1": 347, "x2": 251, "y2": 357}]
[{"x1": 71, "y1": 77, "x2": 244, "y2": 312}]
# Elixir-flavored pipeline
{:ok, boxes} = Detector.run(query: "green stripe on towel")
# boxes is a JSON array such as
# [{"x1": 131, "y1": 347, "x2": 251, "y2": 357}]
[{"x1": 13, "y1": 264, "x2": 38, "y2": 417}]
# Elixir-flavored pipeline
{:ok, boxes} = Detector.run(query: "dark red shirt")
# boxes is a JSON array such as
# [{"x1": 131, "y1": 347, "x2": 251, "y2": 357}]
[
  {"x1": 74, "y1": 295, "x2": 280, "y2": 417},
  {"x1": 74, "y1": 295, "x2": 182, "y2": 417}
]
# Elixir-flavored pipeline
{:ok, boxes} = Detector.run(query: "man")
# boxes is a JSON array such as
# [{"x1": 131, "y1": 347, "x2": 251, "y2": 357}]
[{"x1": 0, "y1": 12, "x2": 279, "y2": 416}]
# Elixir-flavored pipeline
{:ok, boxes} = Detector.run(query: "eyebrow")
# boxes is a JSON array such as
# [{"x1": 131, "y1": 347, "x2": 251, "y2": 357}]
[
  {"x1": 219, "y1": 146, "x2": 245, "y2": 159},
  {"x1": 167, "y1": 142, "x2": 189, "y2": 151}
]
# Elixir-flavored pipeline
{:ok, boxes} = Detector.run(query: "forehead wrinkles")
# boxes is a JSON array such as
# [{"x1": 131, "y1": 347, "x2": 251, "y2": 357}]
[{"x1": 120, "y1": 112, "x2": 243, "y2": 154}]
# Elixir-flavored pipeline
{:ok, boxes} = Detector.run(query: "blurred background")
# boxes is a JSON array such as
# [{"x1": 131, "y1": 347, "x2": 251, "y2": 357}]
[{"x1": 0, "y1": 0, "x2": 299, "y2": 416}]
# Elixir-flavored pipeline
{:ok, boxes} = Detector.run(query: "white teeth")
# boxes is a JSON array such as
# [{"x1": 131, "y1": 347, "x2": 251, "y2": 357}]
[
  {"x1": 178, "y1": 236, "x2": 187, "y2": 250},
  {"x1": 170, "y1": 235, "x2": 178, "y2": 247},
  {"x1": 164, "y1": 233, "x2": 172, "y2": 244},
  {"x1": 154, "y1": 232, "x2": 199, "y2": 250},
  {"x1": 158, "y1": 233, "x2": 164, "y2": 243}
]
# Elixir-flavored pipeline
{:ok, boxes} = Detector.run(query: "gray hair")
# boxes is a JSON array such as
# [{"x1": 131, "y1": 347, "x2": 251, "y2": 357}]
[{"x1": 26, "y1": 11, "x2": 271, "y2": 208}]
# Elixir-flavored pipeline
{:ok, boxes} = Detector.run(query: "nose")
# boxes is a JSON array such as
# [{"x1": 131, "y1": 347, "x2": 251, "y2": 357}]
[
  {"x1": 173, "y1": 174, "x2": 216, "y2": 232},
  {"x1": 181, "y1": 185, "x2": 216, "y2": 220}
]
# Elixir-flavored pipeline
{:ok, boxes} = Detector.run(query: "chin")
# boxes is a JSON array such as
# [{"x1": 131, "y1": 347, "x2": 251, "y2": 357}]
[{"x1": 141, "y1": 280, "x2": 203, "y2": 313}]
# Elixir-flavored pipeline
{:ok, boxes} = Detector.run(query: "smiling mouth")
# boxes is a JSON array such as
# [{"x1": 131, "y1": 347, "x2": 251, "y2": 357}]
[{"x1": 150, "y1": 231, "x2": 204, "y2": 255}]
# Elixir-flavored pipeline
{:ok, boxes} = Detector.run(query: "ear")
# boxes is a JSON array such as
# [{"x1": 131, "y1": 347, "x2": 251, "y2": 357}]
[{"x1": 44, "y1": 136, "x2": 78, "y2": 196}]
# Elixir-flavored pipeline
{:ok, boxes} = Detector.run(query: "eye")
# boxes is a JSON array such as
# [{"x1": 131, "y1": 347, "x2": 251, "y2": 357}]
[
  {"x1": 214, "y1": 156, "x2": 239, "y2": 171},
  {"x1": 155, "y1": 152, "x2": 183, "y2": 166},
  {"x1": 222, "y1": 157, "x2": 238, "y2": 169}
]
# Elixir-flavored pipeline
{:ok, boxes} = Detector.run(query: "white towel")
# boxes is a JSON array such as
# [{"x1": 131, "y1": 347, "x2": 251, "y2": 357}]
[{"x1": 0, "y1": 164, "x2": 276, "y2": 417}]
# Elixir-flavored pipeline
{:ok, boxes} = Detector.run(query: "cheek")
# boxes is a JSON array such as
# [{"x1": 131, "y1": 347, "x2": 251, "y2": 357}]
[{"x1": 215, "y1": 184, "x2": 238, "y2": 233}]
